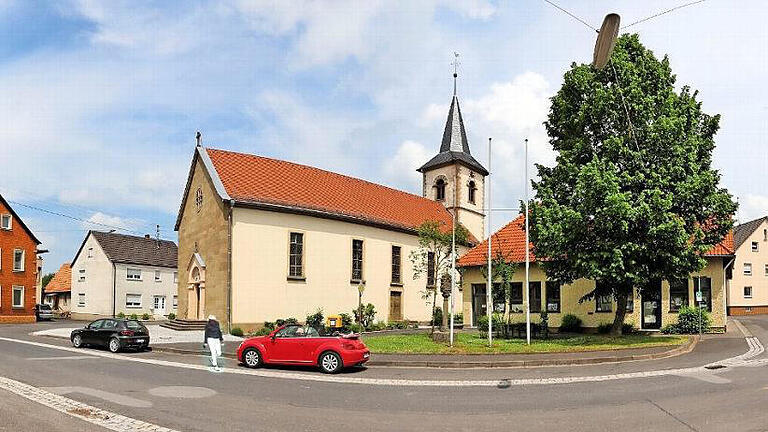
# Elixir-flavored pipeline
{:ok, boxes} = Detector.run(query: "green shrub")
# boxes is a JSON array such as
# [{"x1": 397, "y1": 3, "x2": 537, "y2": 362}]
[
  {"x1": 263, "y1": 321, "x2": 276, "y2": 330},
  {"x1": 352, "y1": 303, "x2": 376, "y2": 328},
  {"x1": 622, "y1": 322, "x2": 635, "y2": 334},
  {"x1": 274, "y1": 317, "x2": 298, "y2": 327},
  {"x1": 349, "y1": 323, "x2": 363, "y2": 333},
  {"x1": 252, "y1": 327, "x2": 272, "y2": 336},
  {"x1": 230, "y1": 327, "x2": 244, "y2": 337},
  {"x1": 560, "y1": 314, "x2": 582, "y2": 333},
  {"x1": 141, "y1": 313, "x2": 151, "y2": 321},
  {"x1": 305, "y1": 309, "x2": 324, "y2": 329},
  {"x1": 339, "y1": 313, "x2": 353, "y2": 328},
  {"x1": 167, "y1": 312, "x2": 176, "y2": 320},
  {"x1": 129, "y1": 313, "x2": 138, "y2": 320},
  {"x1": 387, "y1": 321, "x2": 407, "y2": 329},
  {"x1": 116, "y1": 312, "x2": 125, "y2": 319},
  {"x1": 596, "y1": 322, "x2": 612, "y2": 334},
  {"x1": 431, "y1": 307, "x2": 443, "y2": 326},
  {"x1": 676, "y1": 306, "x2": 710, "y2": 334},
  {"x1": 660, "y1": 324, "x2": 677, "y2": 334},
  {"x1": 453, "y1": 313, "x2": 463, "y2": 325}
]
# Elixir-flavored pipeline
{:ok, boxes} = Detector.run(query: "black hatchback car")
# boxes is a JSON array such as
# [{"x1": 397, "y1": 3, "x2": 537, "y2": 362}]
[{"x1": 71, "y1": 318, "x2": 150, "y2": 353}]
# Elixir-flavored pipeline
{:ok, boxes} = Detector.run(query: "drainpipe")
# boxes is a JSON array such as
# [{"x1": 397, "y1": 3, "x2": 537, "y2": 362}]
[
  {"x1": 227, "y1": 199, "x2": 234, "y2": 333},
  {"x1": 723, "y1": 256, "x2": 735, "y2": 327},
  {"x1": 112, "y1": 262, "x2": 117, "y2": 318}
]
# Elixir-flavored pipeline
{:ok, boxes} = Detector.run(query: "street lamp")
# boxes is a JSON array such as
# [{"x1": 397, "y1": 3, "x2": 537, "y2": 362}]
[{"x1": 357, "y1": 280, "x2": 366, "y2": 326}]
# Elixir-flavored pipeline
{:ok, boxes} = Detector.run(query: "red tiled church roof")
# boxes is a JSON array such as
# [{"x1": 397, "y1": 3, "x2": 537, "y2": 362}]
[
  {"x1": 205, "y1": 148, "x2": 466, "y2": 237},
  {"x1": 458, "y1": 215, "x2": 734, "y2": 267},
  {"x1": 45, "y1": 263, "x2": 71, "y2": 293}
]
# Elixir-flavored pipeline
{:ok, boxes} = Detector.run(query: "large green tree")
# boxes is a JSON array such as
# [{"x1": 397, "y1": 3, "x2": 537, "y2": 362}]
[{"x1": 530, "y1": 34, "x2": 737, "y2": 335}]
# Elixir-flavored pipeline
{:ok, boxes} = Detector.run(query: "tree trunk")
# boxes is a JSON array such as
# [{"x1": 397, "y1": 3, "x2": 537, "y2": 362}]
[{"x1": 611, "y1": 290, "x2": 629, "y2": 336}]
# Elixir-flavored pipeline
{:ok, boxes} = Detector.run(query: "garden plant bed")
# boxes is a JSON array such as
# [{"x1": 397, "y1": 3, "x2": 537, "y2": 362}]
[{"x1": 362, "y1": 332, "x2": 688, "y2": 355}]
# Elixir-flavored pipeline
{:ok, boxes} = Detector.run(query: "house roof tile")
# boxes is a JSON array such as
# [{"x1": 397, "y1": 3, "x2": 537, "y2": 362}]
[
  {"x1": 45, "y1": 263, "x2": 71, "y2": 293},
  {"x1": 83, "y1": 231, "x2": 178, "y2": 268}
]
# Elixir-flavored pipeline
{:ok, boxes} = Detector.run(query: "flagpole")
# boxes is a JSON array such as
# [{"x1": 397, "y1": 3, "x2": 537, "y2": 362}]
[
  {"x1": 525, "y1": 138, "x2": 531, "y2": 345},
  {"x1": 486, "y1": 137, "x2": 493, "y2": 347}
]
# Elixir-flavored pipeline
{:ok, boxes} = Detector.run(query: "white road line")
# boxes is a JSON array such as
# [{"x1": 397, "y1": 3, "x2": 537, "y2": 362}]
[
  {"x1": 27, "y1": 356, "x2": 95, "y2": 360},
  {"x1": 0, "y1": 336, "x2": 761, "y2": 388},
  {"x1": 0, "y1": 376, "x2": 178, "y2": 432}
]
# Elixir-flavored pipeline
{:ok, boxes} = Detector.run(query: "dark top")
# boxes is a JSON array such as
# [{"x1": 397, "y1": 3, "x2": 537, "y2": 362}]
[{"x1": 204, "y1": 320, "x2": 223, "y2": 343}]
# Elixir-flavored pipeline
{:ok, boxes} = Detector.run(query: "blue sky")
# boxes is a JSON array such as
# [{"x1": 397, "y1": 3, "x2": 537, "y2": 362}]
[{"x1": 1, "y1": 0, "x2": 766, "y2": 275}]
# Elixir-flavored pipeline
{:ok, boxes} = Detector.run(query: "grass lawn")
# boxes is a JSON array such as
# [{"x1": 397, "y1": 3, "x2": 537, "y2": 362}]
[{"x1": 362, "y1": 332, "x2": 688, "y2": 355}]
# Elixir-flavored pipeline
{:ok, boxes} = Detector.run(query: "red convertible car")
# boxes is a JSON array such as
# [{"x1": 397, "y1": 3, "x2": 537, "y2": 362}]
[{"x1": 236, "y1": 324, "x2": 370, "y2": 373}]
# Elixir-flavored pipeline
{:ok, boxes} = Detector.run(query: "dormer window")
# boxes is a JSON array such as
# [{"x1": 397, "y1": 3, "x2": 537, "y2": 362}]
[
  {"x1": 468, "y1": 181, "x2": 476, "y2": 204},
  {"x1": 0, "y1": 214, "x2": 11, "y2": 230},
  {"x1": 195, "y1": 187, "x2": 203, "y2": 213},
  {"x1": 435, "y1": 179, "x2": 446, "y2": 201}
]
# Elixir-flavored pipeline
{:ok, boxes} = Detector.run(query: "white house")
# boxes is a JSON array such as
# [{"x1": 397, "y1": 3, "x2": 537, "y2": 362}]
[{"x1": 70, "y1": 231, "x2": 178, "y2": 320}]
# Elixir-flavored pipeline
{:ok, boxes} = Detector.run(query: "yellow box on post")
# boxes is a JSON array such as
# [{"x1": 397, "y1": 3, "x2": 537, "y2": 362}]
[{"x1": 326, "y1": 315, "x2": 343, "y2": 329}]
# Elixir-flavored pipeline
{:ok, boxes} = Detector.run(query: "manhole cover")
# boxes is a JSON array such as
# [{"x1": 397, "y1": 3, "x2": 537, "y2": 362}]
[{"x1": 704, "y1": 365, "x2": 726, "y2": 370}]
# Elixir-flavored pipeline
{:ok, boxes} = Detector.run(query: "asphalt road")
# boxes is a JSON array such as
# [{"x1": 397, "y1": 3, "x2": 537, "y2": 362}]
[{"x1": 1, "y1": 318, "x2": 768, "y2": 432}]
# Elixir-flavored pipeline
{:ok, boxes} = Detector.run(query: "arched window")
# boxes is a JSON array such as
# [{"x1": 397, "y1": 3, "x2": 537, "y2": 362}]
[
  {"x1": 468, "y1": 181, "x2": 476, "y2": 204},
  {"x1": 195, "y1": 187, "x2": 203, "y2": 213},
  {"x1": 435, "y1": 179, "x2": 446, "y2": 201}
]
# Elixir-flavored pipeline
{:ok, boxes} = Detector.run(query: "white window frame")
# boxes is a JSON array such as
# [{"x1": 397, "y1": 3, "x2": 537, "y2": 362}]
[
  {"x1": 154, "y1": 270, "x2": 161, "y2": 282},
  {"x1": 752, "y1": 242, "x2": 759, "y2": 252},
  {"x1": 12, "y1": 285, "x2": 24, "y2": 308},
  {"x1": 126, "y1": 268, "x2": 142, "y2": 281},
  {"x1": 744, "y1": 286, "x2": 753, "y2": 299},
  {"x1": 78, "y1": 269, "x2": 86, "y2": 282},
  {"x1": 0, "y1": 214, "x2": 11, "y2": 230},
  {"x1": 78, "y1": 293, "x2": 86, "y2": 307},
  {"x1": 125, "y1": 293, "x2": 142, "y2": 308},
  {"x1": 13, "y1": 249, "x2": 24, "y2": 272},
  {"x1": 173, "y1": 295, "x2": 178, "y2": 309},
  {"x1": 173, "y1": 271, "x2": 178, "y2": 284},
  {"x1": 153, "y1": 295, "x2": 166, "y2": 310},
  {"x1": 87, "y1": 247, "x2": 93, "y2": 259},
  {"x1": 744, "y1": 263, "x2": 753, "y2": 276}
]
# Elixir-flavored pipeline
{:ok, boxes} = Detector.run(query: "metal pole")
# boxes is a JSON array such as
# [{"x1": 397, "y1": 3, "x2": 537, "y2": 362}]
[
  {"x1": 450, "y1": 179, "x2": 456, "y2": 346},
  {"x1": 487, "y1": 137, "x2": 493, "y2": 347},
  {"x1": 525, "y1": 138, "x2": 531, "y2": 345}
]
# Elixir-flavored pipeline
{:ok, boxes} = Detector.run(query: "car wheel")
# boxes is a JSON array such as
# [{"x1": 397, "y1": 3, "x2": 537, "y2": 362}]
[
  {"x1": 319, "y1": 351, "x2": 342, "y2": 374},
  {"x1": 72, "y1": 334, "x2": 83, "y2": 348},
  {"x1": 242, "y1": 348, "x2": 262, "y2": 368},
  {"x1": 108, "y1": 337, "x2": 121, "y2": 353}
]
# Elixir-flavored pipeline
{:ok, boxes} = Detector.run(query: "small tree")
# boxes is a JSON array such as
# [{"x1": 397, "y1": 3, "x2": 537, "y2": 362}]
[
  {"x1": 410, "y1": 220, "x2": 468, "y2": 334},
  {"x1": 42, "y1": 272, "x2": 55, "y2": 288},
  {"x1": 479, "y1": 248, "x2": 517, "y2": 325},
  {"x1": 531, "y1": 34, "x2": 736, "y2": 335}
]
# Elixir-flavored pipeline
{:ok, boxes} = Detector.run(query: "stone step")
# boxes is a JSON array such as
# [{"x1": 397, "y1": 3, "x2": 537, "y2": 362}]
[{"x1": 159, "y1": 319, "x2": 207, "y2": 331}]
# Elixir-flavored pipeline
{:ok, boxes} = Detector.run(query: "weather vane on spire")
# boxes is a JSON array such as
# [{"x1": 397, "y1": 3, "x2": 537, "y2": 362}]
[{"x1": 451, "y1": 51, "x2": 460, "y2": 96}]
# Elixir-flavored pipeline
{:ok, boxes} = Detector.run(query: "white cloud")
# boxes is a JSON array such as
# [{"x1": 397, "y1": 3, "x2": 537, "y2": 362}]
[
  {"x1": 382, "y1": 140, "x2": 430, "y2": 194},
  {"x1": 740, "y1": 194, "x2": 768, "y2": 222},
  {"x1": 81, "y1": 212, "x2": 144, "y2": 233}
]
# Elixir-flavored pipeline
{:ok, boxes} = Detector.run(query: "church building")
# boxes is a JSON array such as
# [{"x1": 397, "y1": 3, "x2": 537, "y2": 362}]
[{"x1": 174, "y1": 87, "x2": 487, "y2": 331}]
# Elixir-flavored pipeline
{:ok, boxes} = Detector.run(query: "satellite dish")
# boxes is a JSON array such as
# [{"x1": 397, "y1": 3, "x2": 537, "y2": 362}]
[{"x1": 593, "y1": 13, "x2": 621, "y2": 69}]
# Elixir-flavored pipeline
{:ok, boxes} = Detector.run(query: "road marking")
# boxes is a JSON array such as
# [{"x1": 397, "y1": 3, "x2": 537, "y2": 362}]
[
  {"x1": 0, "y1": 376, "x2": 177, "y2": 432},
  {"x1": 43, "y1": 386, "x2": 152, "y2": 408},
  {"x1": 27, "y1": 356, "x2": 95, "y2": 361},
  {"x1": 0, "y1": 336, "x2": 762, "y2": 388}
]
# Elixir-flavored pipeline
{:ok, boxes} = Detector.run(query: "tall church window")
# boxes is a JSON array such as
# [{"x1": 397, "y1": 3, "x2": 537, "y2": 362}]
[
  {"x1": 352, "y1": 239, "x2": 364, "y2": 281},
  {"x1": 435, "y1": 179, "x2": 446, "y2": 201},
  {"x1": 468, "y1": 181, "x2": 476, "y2": 204}
]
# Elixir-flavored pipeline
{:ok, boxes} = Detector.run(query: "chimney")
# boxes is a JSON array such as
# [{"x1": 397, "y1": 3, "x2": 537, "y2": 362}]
[{"x1": 145, "y1": 234, "x2": 151, "y2": 239}]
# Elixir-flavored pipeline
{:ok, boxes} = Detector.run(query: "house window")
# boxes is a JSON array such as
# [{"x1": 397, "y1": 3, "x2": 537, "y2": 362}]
[
  {"x1": 752, "y1": 242, "x2": 760, "y2": 252},
  {"x1": 153, "y1": 295, "x2": 166, "y2": 310},
  {"x1": 173, "y1": 295, "x2": 178, "y2": 309},
  {"x1": 0, "y1": 248, "x2": 3, "y2": 270},
  {"x1": 173, "y1": 272, "x2": 178, "y2": 283},
  {"x1": 596, "y1": 294, "x2": 612, "y2": 312},
  {"x1": 351, "y1": 239, "x2": 364, "y2": 281},
  {"x1": 0, "y1": 214, "x2": 11, "y2": 230},
  {"x1": 626, "y1": 292, "x2": 634, "y2": 312},
  {"x1": 126, "y1": 268, "x2": 142, "y2": 281},
  {"x1": 426, "y1": 251, "x2": 435, "y2": 287},
  {"x1": 78, "y1": 269, "x2": 86, "y2": 282},
  {"x1": 13, "y1": 249, "x2": 24, "y2": 272},
  {"x1": 125, "y1": 294, "x2": 142, "y2": 308},
  {"x1": 545, "y1": 281, "x2": 560, "y2": 313},
  {"x1": 154, "y1": 270, "x2": 161, "y2": 282},
  {"x1": 744, "y1": 263, "x2": 752, "y2": 276},
  {"x1": 12, "y1": 286, "x2": 24, "y2": 308},
  {"x1": 78, "y1": 293, "x2": 86, "y2": 307},
  {"x1": 435, "y1": 179, "x2": 446, "y2": 201},
  {"x1": 765, "y1": 229, "x2": 767, "y2": 241},
  {"x1": 289, "y1": 232, "x2": 304, "y2": 278},
  {"x1": 510, "y1": 282, "x2": 523, "y2": 311},
  {"x1": 195, "y1": 187, "x2": 203, "y2": 212},
  {"x1": 669, "y1": 279, "x2": 689, "y2": 312},
  {"x1": 391, "y1": 246, "x2": 402, "y2": 284},
  {"x1": 87, "y1": 247, "x2": 93, "y2": 259},
  {"x1": 529, "y1": 281, "x2": 542, "y2": 313},
  {"x1": 744, "y1": 286, "x2": 753, "y2": 298},
  {"x1": 468, "y1": 181, "x2": 476, "y2": 204},
  {"x1": 765, "y1": 264, "x2": 768, "y2": 277},
  {"x1": 491, "y1": 282, "x2": 506, "y2": 313},
  {"x1": 693, "y1": 276, "x2": 712, "y2": 312}
]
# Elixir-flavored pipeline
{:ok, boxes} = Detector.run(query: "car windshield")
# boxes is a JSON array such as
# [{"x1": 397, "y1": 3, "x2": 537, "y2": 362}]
[
  {"x1": 124, "y1": 320, "x2": 143, "y2": 330},
  {"x1": 39, "y1": 304, "x2": 51, "y2": 310}
]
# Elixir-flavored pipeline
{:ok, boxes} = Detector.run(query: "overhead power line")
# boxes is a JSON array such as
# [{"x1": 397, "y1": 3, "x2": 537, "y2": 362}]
[
  {"x1": 542, "y1": 0, "x2": 597, "y2": 32},
  {"x1": 621, "y1": 0, "x2": 707, "y2": 29}
]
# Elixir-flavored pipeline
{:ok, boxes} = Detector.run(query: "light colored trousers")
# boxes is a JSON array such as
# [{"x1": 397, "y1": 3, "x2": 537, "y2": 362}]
[{"x1": 207, "y1": 338, "x2": 222, "y2": 367}]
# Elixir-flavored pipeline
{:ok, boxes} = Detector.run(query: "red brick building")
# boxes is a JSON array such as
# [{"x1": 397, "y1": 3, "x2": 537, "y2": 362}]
[{"x1": 0, "y1": 194, "x2": 41, "y2": 323}]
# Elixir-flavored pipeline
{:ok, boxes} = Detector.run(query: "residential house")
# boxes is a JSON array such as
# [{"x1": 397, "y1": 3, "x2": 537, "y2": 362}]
[
  {"x1": 458, "y1": 215, "x2": 734, "y2": 331},
  {"x1": 175, "y1": 91, "x2": 484, "y2": 331},
  {"x1": 44, "y1": 263, "x2": 72, "y2": 313},
  {"x1": 0, "y1": 194, "x2": 42, "y2": 323},
  {"x1": 70, "y1": 231, "x2": 178, "y2": 320},
  {"x1": 728, "y1": 216, "x2": 768, "y2": 315}
]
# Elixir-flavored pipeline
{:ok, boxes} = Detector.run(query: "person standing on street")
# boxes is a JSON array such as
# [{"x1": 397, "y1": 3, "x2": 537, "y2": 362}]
[{"x1": 204, "y1": 315, "x2": 224, "y2": 372}]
